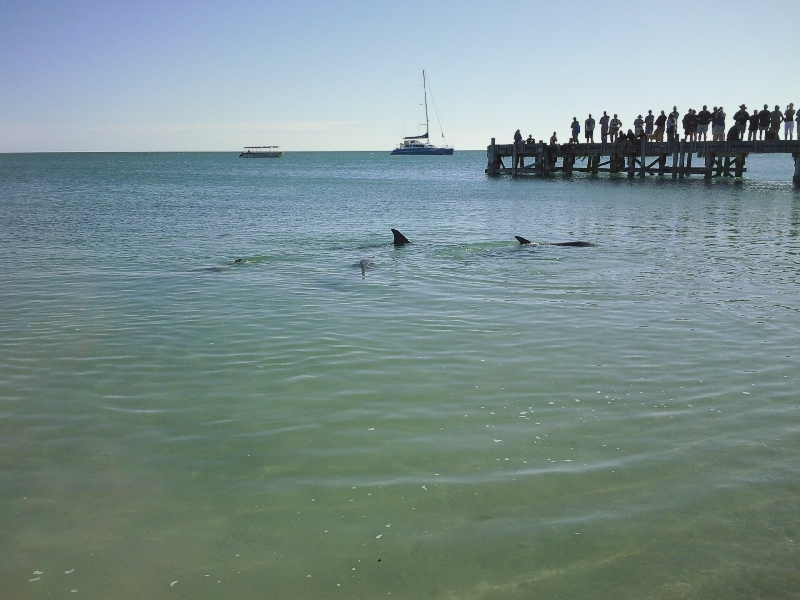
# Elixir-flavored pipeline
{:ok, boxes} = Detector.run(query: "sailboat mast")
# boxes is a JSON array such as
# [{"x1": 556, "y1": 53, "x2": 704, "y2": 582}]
[{"x1": 423, "y1": 70, "x2": 429, "y2": 138}]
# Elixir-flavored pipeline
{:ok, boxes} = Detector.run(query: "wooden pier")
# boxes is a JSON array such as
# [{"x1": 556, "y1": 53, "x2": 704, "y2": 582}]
[{"x1": 486, "y1": 138, "x2": 800, "y2": 183}]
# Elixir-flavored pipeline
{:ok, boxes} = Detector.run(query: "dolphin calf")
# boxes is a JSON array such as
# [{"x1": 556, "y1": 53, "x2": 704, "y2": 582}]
[
  {"x1": 515, "y1": 236, "x2": 594, "y2": 247},
  {"x1": 391, "y1": 229, "x2": 411, "y2": 246}
]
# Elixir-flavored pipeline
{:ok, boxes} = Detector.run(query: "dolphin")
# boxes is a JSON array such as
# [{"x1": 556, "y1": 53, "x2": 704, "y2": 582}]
[
  {"x1": 358, "y1": 259, "x2": 375, "y2": 276},
  {"x1": 515, "y1": 236, "x2": 594, "y2": 247},
  {"x1": 391, "y1": 229, "x2": 411, "y2": 246}
]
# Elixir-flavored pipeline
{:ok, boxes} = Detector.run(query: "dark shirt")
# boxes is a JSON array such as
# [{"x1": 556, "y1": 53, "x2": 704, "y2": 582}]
[
  {"x1": 758, "y1": 110, "x2": 771, "y2": 126},
  {"x1": 726, "y1": 126, "x2": 740, "y2": 141},
  {"x1": 770, "y1": 110, "x2": 784, "y2": 125},
  {"x1": 733, "y1": 109, "x2": 749, "y2": 126},
  {"x1": 599, "y1": 115, "x2": 610, "y2": 130},
  {"x1": 514, "y1": 131, "x2": 522, "y2": 143},
  {"x1": 697, "y1": 110, "x2": 712, "y2": 126},
  {"x1": 748, "y1": 113, "x2": 759, "y2": 130},
  {"x1": 713, "y1": 112, "x2": 725, "y2": 127},
  {"x1": 655, "y1": 114, "x2": 667, "y2": 128}
]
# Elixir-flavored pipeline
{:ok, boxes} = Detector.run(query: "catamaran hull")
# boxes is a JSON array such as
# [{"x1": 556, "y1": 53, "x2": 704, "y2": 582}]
[{"x1": 390, "y1": 147, "x2": 454, "y2": 155}]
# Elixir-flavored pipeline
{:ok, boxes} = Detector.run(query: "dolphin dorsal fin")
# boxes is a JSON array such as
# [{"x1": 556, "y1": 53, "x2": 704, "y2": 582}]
[
  {"x1": 391, "y1": 229, "x2": 410, "y2": 246},
  {"x1": 515, "y1": 236, "x2": 532, "y2": 245}
]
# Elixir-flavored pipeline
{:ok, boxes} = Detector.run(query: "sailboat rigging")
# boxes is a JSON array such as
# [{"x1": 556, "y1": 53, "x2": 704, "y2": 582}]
[{"x1": 391, "y1": 71, "x2": 454, "y2": 155}]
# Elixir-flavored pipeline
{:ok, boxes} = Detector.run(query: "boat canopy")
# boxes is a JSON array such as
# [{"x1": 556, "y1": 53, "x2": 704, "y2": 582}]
[{"x1": 403, "y1": 133, "x2": 429, "y2": 140}]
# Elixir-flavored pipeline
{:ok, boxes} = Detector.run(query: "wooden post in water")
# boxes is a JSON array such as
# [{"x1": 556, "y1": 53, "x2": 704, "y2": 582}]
[
  {"x1": 565, "y1": 152, "x2": 574, "y2": 176},
  {"x1": 658, "y1": 154, "x2": 667, "y2": 175},
  {"x1": 704, "y1": 152, "x2": 714, "y2": 179},
  {"x1": 794, "y1": 153, "x2": 800, "y2": 184},
  {"x1": 734, "y1": 154, "x2": 746, "y2": 178},
  {"x1": 678, "y1": 140, "x2": 686, "y2": 179},
  {"x1": 512, "y1": 143, "x2": 518, "y2": 178},
  {"x1": 686, "y1": 148, "x2": 692, "y2": 177},
  {"x1": 487, "y1": 138, "x2": 496, "y2": 175},
  {"x1": 672, "y1": 142, "x2": 680, "y2": 179},
  {"x1": 639, "y1": 141, "x2": 647, "y2": 177}
]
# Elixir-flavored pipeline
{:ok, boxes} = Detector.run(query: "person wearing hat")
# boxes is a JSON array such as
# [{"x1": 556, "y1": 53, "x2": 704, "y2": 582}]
[
  {"x1": 784, "y1": 104, "x2": 795, "y2": 140},
  {"x1": 633, "y1": 114, "x2": 644, "y2": 136},
  {"x1": 733, "y1": 104, "x2": 749, "y2": 139}
]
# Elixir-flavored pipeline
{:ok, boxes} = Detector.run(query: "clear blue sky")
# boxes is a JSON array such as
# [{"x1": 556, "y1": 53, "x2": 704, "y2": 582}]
[{"x1": 2, "y1": 0, "x2": 799, "y2": 151}]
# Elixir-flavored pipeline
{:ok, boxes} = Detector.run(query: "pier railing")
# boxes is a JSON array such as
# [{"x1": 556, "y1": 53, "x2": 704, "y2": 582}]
[{"x1": 486, "y1": 138, "x2": 800, "y2": 182}]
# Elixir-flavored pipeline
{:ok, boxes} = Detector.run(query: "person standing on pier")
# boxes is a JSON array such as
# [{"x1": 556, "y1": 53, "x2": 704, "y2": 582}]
[
  {"x1": 769, "y1": 105, "x2": 784, "y2": 136},
  {"x1": 550, "y1": 131, "x2": 558, "y2": 145},
  {"x1": 514, "y1": 129, "x2": 524, "y2": 167},
  {"x1": 609, "y1": 114, "x2": 622, "y2": 142},
  {"x1": 697, "y1": 105, "x2": 712, "y2": 141},
  {"x1": 654, "y1": 110, "x2": 667, "y2": 142},
  {"x1": 585, "y1": 114, "x2": 596, "y2": 143},
  {"x1": 682, "y1": 110, "x2": 692, "y2": 141},
  {"x1": 599, "y1": 111, "x2": 610, "y2": 143},
  {"x1": 785, "y1": 104, "x2": 795, "y2": 140},
  {"x1": 733, "y1": 105, "x2": 749, "y2": 140},
  {"x1": 666, "y1": 112, "x2": 677, "y2": 142},
  {"x1": 645, "y1": 110, "x2": 655, "y2": 140},
  {"x1": 570, "y1": 118, "x2": 580, "y2": 143},
  {"x1": 712, "y1": 107, "x2": 726, "y2": 142},
  {"x1": 634, "y1": 115, "x2": 644, "y2": 136},
  {"x1": 757, "y1": 105, "x2": 771, "y2": 139},
  {"x1": 670, "y1": 106, "x2": 680, "y2": 128},
  {"x1": 748, "y1": 110, "x2": 760, "y2": 141}
]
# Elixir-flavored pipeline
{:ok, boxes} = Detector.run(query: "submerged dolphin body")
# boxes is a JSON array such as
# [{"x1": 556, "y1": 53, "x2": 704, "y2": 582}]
[
  {"x1": 391, "y1": 229, "x2": 411, "y2": 246},
  {"x1": 358, "y1": 259, "x2": 375, "y2": 276},
  {"x1": 515, "y1": 236, "x2": 594, "y2": 247}
]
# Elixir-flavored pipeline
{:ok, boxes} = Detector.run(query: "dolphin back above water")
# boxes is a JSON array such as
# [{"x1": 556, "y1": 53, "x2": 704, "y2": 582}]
[
  {"x1": 391, "y1": 229, "x2": 411, "y2": 246},
  {"x1": 515, "y1": 236, "x2": 594, "y2": 247}
]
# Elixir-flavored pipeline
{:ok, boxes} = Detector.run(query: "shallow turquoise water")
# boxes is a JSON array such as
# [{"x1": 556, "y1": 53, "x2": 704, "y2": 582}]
[{"x1": 1, "y1": 151, "x2": 799, "y2": 599}]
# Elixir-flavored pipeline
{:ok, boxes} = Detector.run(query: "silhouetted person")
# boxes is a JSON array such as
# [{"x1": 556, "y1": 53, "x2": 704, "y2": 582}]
[
  {"x1": 726, "y1": 125, "x2": 740, "y2": 141},
  {"x1": 585, "y1": 114, "x2": 595, "y2": 143},
  {"x1": 696, "y1": 105, "x2": 712, "y2": 141},
  {"x1": 785, "y1": 104, "x2": 795, "y2": 140},
  {"x1": 712, "y1": 107, "x2": 726, "y2": 141},
  {"x1": 654, "y1": 110, "x2": 667, "y2": 142},
  {"x1": 666, "y1": 113, "x2": 677, "y2": 142},
  {"x1": 644, "y1": 110, "x2": 655, "y2": 140},
  {"x1": 733, "y1": 105, "x2": 749, "y2": 139},
  {"x1": 514, "y1": 129, "x2": 523, "y2": 167},
  {"x1": 609, "y1": 114, "x2": 622, "y2": 142},
  {"x1": 570, "y1": 118, "x2": 580, "y2": 143},
  {"x1": 748, "y1": 110, "x2": 759, "y2": 141},
  {"x1": 599, "y1": 111, "x2": 610, "y2": 143},
  {"x1": 769, "y1": 105, "x2": 784, "y2": 135},
  {"x1": 757, "y1": 105, "x2": 771, "y2": 140}
]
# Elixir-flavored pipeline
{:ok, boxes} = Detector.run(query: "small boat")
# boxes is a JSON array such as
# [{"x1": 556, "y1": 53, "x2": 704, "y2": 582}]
[
  {"x1": 391, "y1": 71, "x2": 453, "y2": 155},
  {"x1": 239, "y1": 146, "x2": 283, "y2": 158}
]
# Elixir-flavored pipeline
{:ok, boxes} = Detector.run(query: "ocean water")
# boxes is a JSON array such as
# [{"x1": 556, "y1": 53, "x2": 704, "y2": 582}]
[{"x1": 1, "y1": 151, "x2": 799, "y2": 599}]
